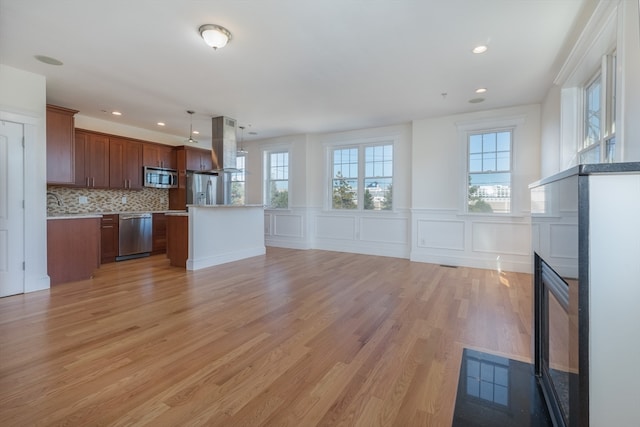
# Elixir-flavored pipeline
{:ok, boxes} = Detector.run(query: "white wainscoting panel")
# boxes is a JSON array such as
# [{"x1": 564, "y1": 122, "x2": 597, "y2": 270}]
[
  {"x1": 417, "y1": 219, "x2": 465, "y2": 250},
  {"x1": 360, "y1": 217, "x2": 408, "y2": 244},
  {"x1": 411, "y1": 209, "x2": 533, "y2": 273},
  {"x1": 315, "y1": 215, "x2": 356, "y2": 240},
  {"x1": 549, "y1": 223, "x2": 579, "y2": 259},
  {"x1": 273, "y1": 213, "x2": 304, "y2": 238},
  {"x1": 264, "y1": 213, "x2": 271, "y2": 235},
  {"x1": 471, "y1": 222, "x2": 530, "y2": 256}
]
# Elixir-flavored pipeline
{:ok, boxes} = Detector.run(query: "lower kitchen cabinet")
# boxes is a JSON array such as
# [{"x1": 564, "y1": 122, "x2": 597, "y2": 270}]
[
  {"x1": 101, "y1": 214, "x2": 119, "y2": 263},
  {"x1": 152, "y1": 212, "x2": 167, "y2": 255},
  {"x1": 47, "y1": 217, "x2": 101, "y2": 285},
  {"x1": 166, "y1": 214, "x2": 188, "y2": 267}
]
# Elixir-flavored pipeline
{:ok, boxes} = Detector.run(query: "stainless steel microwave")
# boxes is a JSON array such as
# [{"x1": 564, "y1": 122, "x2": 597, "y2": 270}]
[{"x1": 143, "y1": 166, "x2": 178, "y2": 188}]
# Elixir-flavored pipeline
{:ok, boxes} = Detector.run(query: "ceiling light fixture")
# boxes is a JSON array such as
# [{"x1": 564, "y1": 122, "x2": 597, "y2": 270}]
[
  {"x1": 472, "y1": 45, "x2": 488, "y2": 54},
  {"x1": 475, "y1": 88, "x2": 487, "y2": 94},
  {"x1": 199, "y1": 24, "x2": 232, "y2": 49},
  {"x1": 186, "y1": 110, "x2": 198, "y2": 144},
  {"x1": 112, "y1": 111, "x2": 122, "y2": 116},
  {"x1": 34, "y1": 55, "x2": 63, "y2": 66},
  {"x1": 157, "y1": 122, "x2": 165, "y2": 126}
]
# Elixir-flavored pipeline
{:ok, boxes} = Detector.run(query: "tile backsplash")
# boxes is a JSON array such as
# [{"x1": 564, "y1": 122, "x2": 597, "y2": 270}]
[{"x1": 47, "y1": 186, "x2": 169, "y2": 214}]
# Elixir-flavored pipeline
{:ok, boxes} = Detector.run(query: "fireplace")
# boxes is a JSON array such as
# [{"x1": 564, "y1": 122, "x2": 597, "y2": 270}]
[
  {"x1": 534, "y1": 256, "x2": 581, "y2": 427},
  {"x1": 530, "y1": 162, "x2": 640, "y2": 427}
]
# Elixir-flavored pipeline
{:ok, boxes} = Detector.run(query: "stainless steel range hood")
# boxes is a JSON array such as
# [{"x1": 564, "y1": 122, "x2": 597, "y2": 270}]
[
  {"x1": 211, "y1": 116, "x2": 238, "y2": 172},
  {"x1": 209, "y1": 116, "x2": 238, "y2": 205}
]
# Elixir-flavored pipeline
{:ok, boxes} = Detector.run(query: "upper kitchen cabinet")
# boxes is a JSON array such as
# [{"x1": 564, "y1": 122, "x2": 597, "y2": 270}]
[
  {"x1": 110, "y1": 137, "x2": 143, "y2": 189},
  {"x1": 46, "y1": 104, "x2": 78, "y2": 184},
  {"x1": 184, "y1": 146, "x2": 213, "y2": 171},
  {"x1": 75, "y1": 130, "x2": 110, "y2": 188},
  {"x1": 143, "y1": 143, "x2": 176, "y2": 169}
]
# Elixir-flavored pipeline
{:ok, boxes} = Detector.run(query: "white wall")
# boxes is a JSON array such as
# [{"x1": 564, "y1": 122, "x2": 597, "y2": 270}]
[
  {"x1": 411, "y1": 104, "x2": 541, "y2": 273},
  {"x1": 540, "y1": 85, "x2": 562, "y2": 177},
  {"x1": 75, "y1": 114, "x2": 188, "y2": 147},
  {"x1": 252, "y1": 124, "x2": 413, "y2": 258},
  {"x1": 619, "y1": 0, "x2": 640, "y2": 159},
  {"x1": 0, "y1": 65, "x2": 49, "y2": 292}
]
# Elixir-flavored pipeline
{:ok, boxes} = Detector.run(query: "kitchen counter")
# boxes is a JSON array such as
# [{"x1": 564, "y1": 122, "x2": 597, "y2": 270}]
[
  {"x1": 47, "y1": 209, "x2": 186, "y2": 219},
  {"x1": 47, "y1": 215, "x2": 101, "y2": 285},
  {"x1": 166, "y1": 204, "x2": 265, "y2": 270},
  {"x1": 47, "y1": 213, "x2": 103, "y2": 220}
]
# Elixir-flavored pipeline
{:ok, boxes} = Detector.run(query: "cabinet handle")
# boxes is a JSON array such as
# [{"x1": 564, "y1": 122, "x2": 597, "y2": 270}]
[
  {"x1": 102, "y1": 225, "x2": 114, "y2": 229},
  {"x1": 92, "y1": 177, "x2": 95, "y2": 187}
]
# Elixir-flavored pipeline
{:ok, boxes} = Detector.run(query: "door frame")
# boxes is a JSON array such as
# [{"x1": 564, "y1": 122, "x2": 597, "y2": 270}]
[{"x1": 0, "y1": 109, "x2": 50, "y2": 294}]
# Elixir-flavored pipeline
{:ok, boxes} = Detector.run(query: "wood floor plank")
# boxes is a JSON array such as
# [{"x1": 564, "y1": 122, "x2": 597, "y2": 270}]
[{"x1": 0, "y1": 248, "x2": 535, "y2": 426}]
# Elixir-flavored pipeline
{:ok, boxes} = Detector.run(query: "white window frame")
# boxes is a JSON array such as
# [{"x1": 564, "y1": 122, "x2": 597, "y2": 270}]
[
  {"x1": 555, "y1": 2, "x2": 620, "y2": 168},
  {"x1": 230, "y1": 153, "x2": 246, "y2": 205},
  {"x1": 325, "y1": 138, "x2": 396, "y2": 212},
  {"x1": 578, "y1": 50, "x2": 617, "y2": 164},
  {"x1": 457, "y1": 116, "x2": 524, "y2": 216},
  {"x1": 264, "y1": 149, "x2": 290, "y2": 209}
]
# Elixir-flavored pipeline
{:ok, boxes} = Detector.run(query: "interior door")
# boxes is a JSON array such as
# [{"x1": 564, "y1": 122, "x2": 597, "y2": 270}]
[{"x1": 0, "y1": 120, "x2": 25, "y2": 297}]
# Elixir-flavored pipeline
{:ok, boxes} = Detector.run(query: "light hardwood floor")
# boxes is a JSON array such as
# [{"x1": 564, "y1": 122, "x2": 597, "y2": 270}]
[{"x1": 0, "y1": 248, "x2": 534, "y2": 426}]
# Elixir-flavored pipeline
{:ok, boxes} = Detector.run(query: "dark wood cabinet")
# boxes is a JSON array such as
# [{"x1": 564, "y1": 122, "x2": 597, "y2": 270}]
[
  {"x1": 46, "y1": 104, "x2": 78, "y2": 184},
  {"x1": 47, "y1": 217, "x2": 101, "y2": 285},
  {"x1": 169, "y1": 146, "x2": 213, "y2": 210},
  {"x1": 143, "y1": 143, "x2": 176, "y2": 169},
  {"x1": 100, "y1": 214, "x2": 119, "y2": 264},
  {"x1": 185, "y1": 146, "x2": 213, "y2": 171},
  {"x1": 166, "y1": 215, "x2": 188, "y2": 267},
  {"x1": 75, "y1": 130, "x2": 110, "y2": 188},
  {"x1": 151, "y1": 213, "x2": 167, "y2": 254},
  {"x1": 109, "y1": 137, "x2": 143, "y2": 189}
]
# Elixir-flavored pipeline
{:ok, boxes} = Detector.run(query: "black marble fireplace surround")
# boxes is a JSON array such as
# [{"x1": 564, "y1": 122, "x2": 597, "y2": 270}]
[{"x1": 452, "y1": 348, "x2": 552, "y2": 427}]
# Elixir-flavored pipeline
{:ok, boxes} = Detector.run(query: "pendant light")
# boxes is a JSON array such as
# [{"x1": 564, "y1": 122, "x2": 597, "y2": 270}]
[
  {"x1": 237, "y1": 125, "x2": 248, "y2": 154},
  {"x1": 186, "y1": 110, "x2": 198, "y2": 144}
]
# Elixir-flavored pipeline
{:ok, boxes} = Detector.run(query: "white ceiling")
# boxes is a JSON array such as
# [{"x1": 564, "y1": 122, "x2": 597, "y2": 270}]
[{"x1": 0, "y1": 0, "x2": 588, "y2": 143}]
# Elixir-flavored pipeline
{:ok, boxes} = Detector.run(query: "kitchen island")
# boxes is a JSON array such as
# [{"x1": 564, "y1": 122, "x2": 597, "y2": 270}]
[{"x1": 166, "y1": 204, "x2": 265, "y2": 270}]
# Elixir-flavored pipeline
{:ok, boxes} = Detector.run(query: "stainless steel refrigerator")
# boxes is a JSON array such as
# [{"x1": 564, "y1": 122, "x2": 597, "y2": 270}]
[{"x1": 186, "y1": 171, "x2": 218, "y2": 205}]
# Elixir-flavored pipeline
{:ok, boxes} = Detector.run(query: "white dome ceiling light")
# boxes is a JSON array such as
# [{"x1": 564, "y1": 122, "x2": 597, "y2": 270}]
[{"x1": 199, "y1": 24, "x2": 232, "y2": 50}]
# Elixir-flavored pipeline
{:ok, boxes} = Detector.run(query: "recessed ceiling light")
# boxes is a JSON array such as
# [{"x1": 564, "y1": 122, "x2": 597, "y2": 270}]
[
  {"x1": 475, "y1": 88, "x2": 487, "y2": 94},
  {"x1": 192, "y1": 130, "x2": 200, "y2": 135},
  {"x1": 111, "y1": 111, "x2": 122, "y2": 116},
  {"x1": 157, "y1": 122, "x2": 166, "y2": 126},
  {"x1": 472, "y1": 45, "x2": 488, "y2": 54},
  {"x1": 469, "y1": 97, "x2": 485, "y2": 104},
  {"x1": 34, "y1": 55, "x2": 63, "y2": 66}
]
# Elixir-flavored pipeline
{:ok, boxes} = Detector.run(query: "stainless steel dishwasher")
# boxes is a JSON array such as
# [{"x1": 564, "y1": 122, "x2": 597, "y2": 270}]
[{"x1": 117, "y1": 213, "x2": 152, "y2": 261}]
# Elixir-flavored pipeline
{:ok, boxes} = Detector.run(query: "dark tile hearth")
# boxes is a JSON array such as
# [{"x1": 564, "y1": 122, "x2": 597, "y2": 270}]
[{"x1": 452, "y1": 348, "x2": 552, "y2": 427}]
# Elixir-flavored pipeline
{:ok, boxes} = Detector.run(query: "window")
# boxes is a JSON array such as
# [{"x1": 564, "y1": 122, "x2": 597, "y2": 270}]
[
  {"x1": 579, "y1": 51, "x2": 617, "y2": 163},
  {"x1": 331, "y1": 143, "x2": 393, "y2": 210},
  {"x1": 468, "y1": 130, "x2": 512, "y2": 214},
  {"x1": 266, "y1": 151, "x2": 289, "y2": 208},
  {"x1": 230, "y1": 154, "x2": 245, "y2": 205}
]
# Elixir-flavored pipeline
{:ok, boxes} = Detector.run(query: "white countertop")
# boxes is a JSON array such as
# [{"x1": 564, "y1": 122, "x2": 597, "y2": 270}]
[
  {"x1": 186, "y1": 204, "x2": 264, "y2": 209},
  {"x1": 47, "y1": 213, "x2": 103, "y2": 220},
  {"x1": 47, "y1": 210, "x2": 187, "y2": 220}
]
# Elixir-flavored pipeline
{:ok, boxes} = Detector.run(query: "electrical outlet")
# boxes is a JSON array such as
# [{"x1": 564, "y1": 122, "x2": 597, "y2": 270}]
[
  {"x1": 121, "y1": 196, "x2": 127, "y2": 204},
  {"x1": 78, "y1": 196, "x2": 88, "y2": 204}
]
